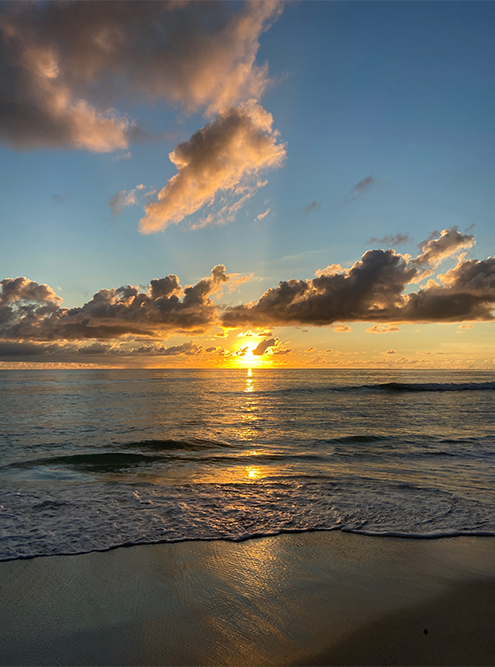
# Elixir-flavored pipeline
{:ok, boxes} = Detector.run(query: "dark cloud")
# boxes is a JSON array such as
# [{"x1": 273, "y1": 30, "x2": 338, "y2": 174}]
[
  {"x1": 351, "y1": 176, "x2": 376, "y2": 195},
  {"x1": 252, "y1": 337, "x2": 276, "y2": 355},
  {"x1": 222, "y1": 229, "x2": 488, "y2": 328},
  {"x1": 222, "y1": 248, "x2": 417, "y2": 328},
  {"x1": 0, "y1": 341, "x2": 64, "y2": 357},
  {"x1": 303, "y1": 201, "x2": 321, "y2": 216},
  {"x1": 340, "y1": 176, "x2": 379, "y2": 207},
  {"x1": 0, "y1": 266, "x2": 229, "y2": 342},
  {"x1": 0, "y1": 277, "x2": 62, "y2": 306},
  {"x1": 403, "y1": 256, "x2": 495, "y2": 322},
  {"x1": 367, "y1": 233, "x2": 412, "y2": 247}
]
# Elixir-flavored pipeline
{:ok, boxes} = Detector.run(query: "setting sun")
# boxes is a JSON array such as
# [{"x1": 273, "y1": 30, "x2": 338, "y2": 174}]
[{"x1": 233, "y1": 341, "x2": 273, "y2": 367}]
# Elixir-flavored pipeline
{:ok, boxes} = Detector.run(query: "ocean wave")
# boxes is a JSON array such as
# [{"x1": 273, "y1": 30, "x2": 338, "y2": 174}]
[
  {"x1": 4, "y1": 449, "x2": 324, "y2": 475},
  {"x1": 322, "y1": 434, "x2": 391, "y2": 444},
  {"x1": 123, "y1": 437, "x2": 233, "y2": 451},
  {"x1": 8, "y1": 452, "x2": 160, "y2": 473},
  {"x1": 237, "y1": 380, "x2": 495, "y2": 397},
  {"x1": 1, "y1": 478, "x2": 494, "y2": 561},
  {"x1": 362, "y1": 381, "x2": 495, "y2": 393}
]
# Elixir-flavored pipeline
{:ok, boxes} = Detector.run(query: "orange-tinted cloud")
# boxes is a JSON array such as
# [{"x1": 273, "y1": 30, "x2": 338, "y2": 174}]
[
  {"x1": 0, "y1": 1, "x2": 282, "y2": 151},
  {"x1": 139, "y1": 104, "x2": 285, "y2": 233},
  {"x1": 413, "y1": 227, "x2": 475, "y2": 280},
  {"x1": 365, "y1": 324, "x2": 400, "y2": 334}
]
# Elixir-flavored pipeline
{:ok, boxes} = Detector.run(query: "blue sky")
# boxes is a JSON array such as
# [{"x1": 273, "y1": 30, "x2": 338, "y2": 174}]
[{"x1": 1, "y1": 1, "x2": 495, "y2": 368}]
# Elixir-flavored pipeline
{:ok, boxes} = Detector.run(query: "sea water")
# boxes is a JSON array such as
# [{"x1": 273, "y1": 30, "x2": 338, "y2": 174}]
[{"x1": 0, "y1": 368, "x2": 494, "y2": 560}]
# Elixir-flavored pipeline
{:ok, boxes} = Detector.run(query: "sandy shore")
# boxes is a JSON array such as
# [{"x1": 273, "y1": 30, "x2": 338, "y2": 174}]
[{"x1": 1, "y1": 531, "x2": 495, "y2": 665}]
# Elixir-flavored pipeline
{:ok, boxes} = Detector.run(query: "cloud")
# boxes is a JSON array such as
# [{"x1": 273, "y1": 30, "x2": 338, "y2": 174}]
[
  {"x1": 222, "y1": 229, "x2": 492, "y2": 328},
  {"x1": 250, "y1": 337, "x2": 291, "y2": 356},
  {"x1": 385, "y1": 349, "x2": 396, "y2": 354},
  {"x1": 0, "y1": 341, "x2": 66, "y2": 358},
  {"x1": 255, "y1": 208, "x2": 271, "y2": 222},
  {"x1": 0, "y1": 1, "x2": 283, "y2": 152},
  {"x1": 108, "y1": 184, "x2": 146, "y2": 217},
  {"x1": 52, "y1": 192, "x2": 73, "y2": 203},
  {"x1": 132, "y1": 341, "x2": 205, "y2": 357},
  {"x1": 457, "y1": 323, "x2": 473, "y2": 333},
  {"x1": 0, "y1": 277, "x2": 62, "y2": 306},
  {"x1": 315, "y1": 263, "x2": 344, "y2": 278},
  {"x1": 367, "y1": 233, "x2": 412, "y2": 247},
  {"x1": 0, "y1": 2, "x2": 287, "y2": 233},
  {"x1": 0, "y1": 266, "x2": 229, "y2": 342},
  {"x1": 350, "y1": 176, "x2": 376, "y2": 195},
  {"x1": 139, "y1": 104, "x2": 285, "y2": 233},
  {"x1": 112, "y1": 152, "x2": 132, "y2": 162},
  {"x1": 226, "y1": 272, "x2": 256, "y2": 295},
  {"x1": 3, "y1": 229, "x2": 493, "y2": 353},
  {"x1": 273, "y1": 346, "x2": 292, "y2": 356},
  {"x1": 236, "y1": 329, "x2": 272, "y2": 338},
  {"x1": 77, "y1": 342, "x2": 112, "y2": 356},
  {"x1": 365, "y1": 324, "x2": 400, "y2": 334},
  {"x1": 222, "y1": 245, "x2": 417, "y2": 328},
  {"x1": 413, "y1": 227, "x2": 475, "y2": 279},
  {"x1": 303, "y1": 201, "x2": 321, "y2": 216},
  {"x1": 252, "y1": 337, "x2": 277, "y2": 355},
  {"x1": 342, "y1": 176, "x2": 378, "y2": 205}
]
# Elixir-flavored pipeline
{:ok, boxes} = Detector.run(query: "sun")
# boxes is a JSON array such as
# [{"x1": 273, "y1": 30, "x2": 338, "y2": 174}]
[{"x1": 234, "y1": 341, "x2": 272, "y2": 367}]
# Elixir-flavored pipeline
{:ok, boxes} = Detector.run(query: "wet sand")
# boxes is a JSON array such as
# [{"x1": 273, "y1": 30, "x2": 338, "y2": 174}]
[{"x1": 1, "y1": 531, "x2": 495, "y2": 665}]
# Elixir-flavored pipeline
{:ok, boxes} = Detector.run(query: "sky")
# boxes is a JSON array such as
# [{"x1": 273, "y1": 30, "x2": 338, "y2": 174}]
[{"x1": 1, "y1": 0, "x2": 495, "y2": 370}]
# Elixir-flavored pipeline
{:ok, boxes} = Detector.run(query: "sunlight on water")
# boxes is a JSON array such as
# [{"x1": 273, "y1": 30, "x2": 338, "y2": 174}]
[
  {"x1": 245, "y1": 466, "x2": 262, "y2": 480},
  {"x1": 0, "y1": 368, "x2": 495, "y2": 560}
]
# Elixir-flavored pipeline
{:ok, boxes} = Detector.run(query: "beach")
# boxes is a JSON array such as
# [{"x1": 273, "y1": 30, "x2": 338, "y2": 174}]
[{"x1": 2, "y1": 531, "x2": 495, "y2": 666}]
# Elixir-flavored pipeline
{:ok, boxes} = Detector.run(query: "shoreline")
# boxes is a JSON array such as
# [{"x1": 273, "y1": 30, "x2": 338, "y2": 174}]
[
  {"x1": 4, "y1": 527, "x2": 495, "y2": 564},
  {"x1": 2, "y1": 531, "x2": 495, "y2": 665}
]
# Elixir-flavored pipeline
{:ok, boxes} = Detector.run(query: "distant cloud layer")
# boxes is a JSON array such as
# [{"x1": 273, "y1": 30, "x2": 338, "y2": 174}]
[
  {"x1": 0, "y1": 267, "x2": 229, "y2": 342},
  {"x1": 1, "y1": 229, "x2": 493, "y2": 360},
  {"x1": 221, "y1": 228, "x2": 486, "y2": 327}
]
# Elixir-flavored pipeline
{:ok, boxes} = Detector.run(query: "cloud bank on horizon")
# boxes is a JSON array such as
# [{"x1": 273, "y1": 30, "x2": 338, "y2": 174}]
[
  {"x1": 0, "y1": 0, "x2": 285, "y2": 231},
  {"x1": 1, "y1": 229, "x2": 493, "y2": 361}
]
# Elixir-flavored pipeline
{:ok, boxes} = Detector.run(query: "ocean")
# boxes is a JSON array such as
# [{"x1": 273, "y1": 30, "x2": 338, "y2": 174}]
[{"x1": 1, "y1": 368, "x2": 494, "y2": 561}]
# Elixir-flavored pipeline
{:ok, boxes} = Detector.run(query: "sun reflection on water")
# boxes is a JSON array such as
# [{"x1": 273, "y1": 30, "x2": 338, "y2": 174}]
[{"x1": 245, "y1": 465, "x2": 262, "y2": 480}]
